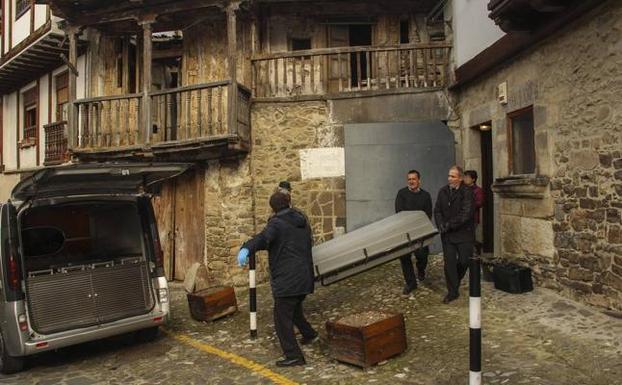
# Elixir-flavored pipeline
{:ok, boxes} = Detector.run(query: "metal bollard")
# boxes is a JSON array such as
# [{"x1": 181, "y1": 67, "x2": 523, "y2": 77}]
[
  {"x1": 249, "y1": 252, "x2": 257, "y2": 339},
  {"x1": 469, "y1": 253, "x2": 482, "y2": 385}
]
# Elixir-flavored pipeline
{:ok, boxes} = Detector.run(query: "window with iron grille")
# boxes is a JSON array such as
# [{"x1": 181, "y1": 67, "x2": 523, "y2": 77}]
[
  {"x1": 16, "y1": 0, "x2": 30, "y2": 20},
  {"x1": 23, "y1": 87, "x2": 37, "y2": 141},
  {"x1": 508, "y1": 106, "x2": 536, "y2": 175}
]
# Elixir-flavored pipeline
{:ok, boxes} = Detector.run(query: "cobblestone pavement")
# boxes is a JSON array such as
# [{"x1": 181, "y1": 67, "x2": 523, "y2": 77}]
[{"x1": 2, "y1": 257, "x2": 621, "y2": 385}]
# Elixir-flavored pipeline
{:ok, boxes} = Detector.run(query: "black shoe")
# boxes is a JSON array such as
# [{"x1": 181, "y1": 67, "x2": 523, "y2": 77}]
[
  {"x1": 276, "y1": 357, "x2": 306, "y2": 367},
  {"x1": 300, "y1": 332, "x2": 319, "y2": 345},
  {"x1": 402, "y1": 284, "x2": 417, "y2": 295},
  {"x1": 442, "y1": 294, "x2": 458, "y2": 304},
  {"x1": 417, "y1": 271, "x2": 426, "y2": 282}
]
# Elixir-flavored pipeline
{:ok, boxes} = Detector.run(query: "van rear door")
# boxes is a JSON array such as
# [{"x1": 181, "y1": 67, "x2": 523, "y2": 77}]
[{"x1": 11, "y1": 163, "x2": 190, "y2": 202}]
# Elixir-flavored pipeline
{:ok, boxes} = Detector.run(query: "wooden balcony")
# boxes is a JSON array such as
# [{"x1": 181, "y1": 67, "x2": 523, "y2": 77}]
[
  {"x1": 71, "y1": 81, "x2": 251, "y2": 162},
  {"x1": 251, "y1": 43, "x2": 451, "y2": 99},
  {"x1": 43, "y1": 121, "x2": 68, "y2": 165}
]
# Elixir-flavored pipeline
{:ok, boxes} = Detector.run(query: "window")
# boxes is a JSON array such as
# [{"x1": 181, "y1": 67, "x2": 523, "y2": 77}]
[
  {"x1": 508, "y1": 106, "x2": 535, "y2": 175},
  {"x1": 16, "y1": 0, "x2": 30, "y2": 19},
  {"x1": 55, "y1": 72, "x2": 68, "y2": 121},
  {"x1": 23, "y1": 87, "x2": 37, "y2": 141},
  {"x1": 290, "y1": 38, "x2": 311, "y2": 51}
]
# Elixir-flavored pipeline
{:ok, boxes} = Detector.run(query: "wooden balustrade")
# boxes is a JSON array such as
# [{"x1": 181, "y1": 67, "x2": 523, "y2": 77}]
[
  {"x1": 251, "y1": 43, "x2": 452, "y2": 98},
  {"x1": 75, "y1": 93, "x2": 143, "y2": 149},
  {"x1": 150, "y1": 81, "x2": 229, "y2": 144},
  {"x1": 72, "y1": 81, "x2": 251, "y2": 153}
]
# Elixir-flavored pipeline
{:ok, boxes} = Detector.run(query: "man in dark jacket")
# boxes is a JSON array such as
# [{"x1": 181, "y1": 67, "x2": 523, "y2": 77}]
[
  {"x1": 434, "y1": 165, "x2": 475, "y2": 304},
  {"x1": 395, "y1": 169, "x2": 433, "y2": 294},
  {"x1": 237, "y1": 192, "x2": 317, "y2": 367}
]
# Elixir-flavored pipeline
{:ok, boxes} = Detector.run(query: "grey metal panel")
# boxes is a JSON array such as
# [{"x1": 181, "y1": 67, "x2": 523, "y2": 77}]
[
  {"x1": 344, "y1": 121, "x2": 455, "y2": 253},
  {"x1": 313, "y1": 211, "x2": 437, "y2": 284},
  {"x1": 26, "y1": 261, "x2": 154, "y2": 335}
]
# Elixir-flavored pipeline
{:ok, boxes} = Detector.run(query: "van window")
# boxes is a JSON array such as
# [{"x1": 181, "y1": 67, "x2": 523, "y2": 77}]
[
  {"x1": 21, "y1": 202, "x2": 145, "y2": 273},
  {"x1": 21, "y1": 227, "x2": 65, "y2": 257}
]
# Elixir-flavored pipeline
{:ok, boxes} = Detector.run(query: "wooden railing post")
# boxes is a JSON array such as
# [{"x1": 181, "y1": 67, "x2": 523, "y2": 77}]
[
  {"x1": 139, "y1": 16, "x2": 156, "y2": 145},
  {"x1": 227, "y1": 2, "x2": 240, "y2": 135},
  {"x1": 66, "y1": 25, "x2": 82, "y2": 150}
]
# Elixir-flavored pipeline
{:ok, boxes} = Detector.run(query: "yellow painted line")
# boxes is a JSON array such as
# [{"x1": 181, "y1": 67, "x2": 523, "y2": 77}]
[{"x1": 164, "y1": 330, "x2": 300, "y2": 385}]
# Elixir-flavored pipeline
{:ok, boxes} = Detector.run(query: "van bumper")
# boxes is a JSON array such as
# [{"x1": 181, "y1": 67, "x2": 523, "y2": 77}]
[{"x1": 18, "y1": 307, "x2": 168, "y2": 356}]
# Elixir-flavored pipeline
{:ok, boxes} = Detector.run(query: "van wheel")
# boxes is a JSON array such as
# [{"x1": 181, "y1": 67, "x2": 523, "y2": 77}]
[
  {"x1": 0, "y1": 331, "x2": 24, "y2": 374},
  {"x1": 135, "y1": 326, "x2": 160, "y2": 343}
]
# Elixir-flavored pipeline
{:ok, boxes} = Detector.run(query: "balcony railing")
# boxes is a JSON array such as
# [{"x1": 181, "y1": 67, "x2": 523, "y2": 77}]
[
  {"x1": 43, "y1": 121, "x2": 68, "y2": 165},
  {"x1": 251, "y1": 43, "x2": 451, "y2": 98},
  {"x1": 73, "y1": 81, "x2": 250, "y2": 156}
]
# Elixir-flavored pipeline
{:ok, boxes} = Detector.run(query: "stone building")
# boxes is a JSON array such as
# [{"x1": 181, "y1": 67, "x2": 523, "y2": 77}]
[
  {"x1": 448, "y1": 0, "x2": 621, "y2": 311},
  {"x1": 1, "y1": 0, "x2": 619, "y2": 313},
  {"x1": 17, "y1": 0, "x2": 452, "y2": 288}
]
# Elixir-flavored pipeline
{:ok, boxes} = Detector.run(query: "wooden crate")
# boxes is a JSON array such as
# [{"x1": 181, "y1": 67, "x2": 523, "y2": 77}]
[
  {"x1": 326, "y1": 311, "x2": 406, "y2": 367},
  {"x1": 187, "y1": 286, "x2": 237, "y2": 322}
]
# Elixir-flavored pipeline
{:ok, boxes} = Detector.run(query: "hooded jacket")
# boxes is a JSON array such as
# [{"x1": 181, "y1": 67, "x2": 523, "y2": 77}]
[{"x1": 242, "y1": 208, "x2": 314, "y2": 297}]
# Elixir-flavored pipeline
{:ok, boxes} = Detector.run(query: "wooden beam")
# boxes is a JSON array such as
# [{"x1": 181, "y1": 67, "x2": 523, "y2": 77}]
[
  {"x1": 140, "y1": 18, "x2": 154, "y2": 145},
  {"x1": 0, "y1": 20, "x2": 53, "y2": 66},
  {"x1": 31, "y1": 0, "x2": 36, "y2": 34},
  {"x1": 71, "y1": 0, "x2": 228, "y2": 26},
  {"x1": 67, "y1": 25, "x2": 81, "y2": 150},
  {"x1": 152, "y1": 47, "x2": 183, "y2": 60},
  {"x1": 227, "y1": 2, "x2": 240, "y2": 136},
  {"x1": 9, "y1": 0, "x2": 13, "y2": 53}
]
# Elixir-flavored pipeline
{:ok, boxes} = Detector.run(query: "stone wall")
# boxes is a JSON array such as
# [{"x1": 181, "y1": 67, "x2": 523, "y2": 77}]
[
  {"x1": 203, "y1": 158, "x2": 259, "y2": 287},
  {"x1": 455, "y1": 1, "x2": 622, "y2": 311},
  {"x1": 250, "y1": 101, "x2": 345, "y2": 244},
  {"x1": 203, "y1": 100, "x2": 345, "y2": 286}
]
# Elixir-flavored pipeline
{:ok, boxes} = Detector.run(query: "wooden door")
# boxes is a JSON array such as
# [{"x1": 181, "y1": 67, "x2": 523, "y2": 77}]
[
  {"x1": 327, "y1": 25, "x2": 350, "y2": 93},
  {"x1": 152, "y1": 181, "x2": 175, "y2": 280},
  {"x1": 151, "y1": 165, "x2": 205, "y2": 281},
  {"x1": 173, "y1": 166, "x2": 205, "y2": 281}
]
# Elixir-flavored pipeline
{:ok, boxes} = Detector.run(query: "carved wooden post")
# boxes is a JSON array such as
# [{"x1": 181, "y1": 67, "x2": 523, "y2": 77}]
[
  {"x1": 67, "y1": 26, "x2": 81, "y2": 150},
  {"x1": 227, "y1": 2, "x2": 240, "y2": 135},
  {"x1": 140, "y1": 17, "x2": 155, "y2": 145}
]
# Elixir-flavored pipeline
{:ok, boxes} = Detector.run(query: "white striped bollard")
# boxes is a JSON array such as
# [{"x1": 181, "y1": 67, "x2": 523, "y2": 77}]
[
  {"x1": 249, "y1": 252, "x2": 257, "y2": 339},
  {"x1": 469, "y1": 253, "x2": 482, "y2": 385}
]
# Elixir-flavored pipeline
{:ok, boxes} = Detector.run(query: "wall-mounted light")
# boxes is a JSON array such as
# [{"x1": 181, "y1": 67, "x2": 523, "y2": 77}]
[{"x1": 479, "y1": 123, "x2": 492, "y2": 131}]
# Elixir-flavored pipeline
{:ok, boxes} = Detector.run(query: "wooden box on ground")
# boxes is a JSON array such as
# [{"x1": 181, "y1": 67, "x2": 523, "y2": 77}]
[
  {"x1": 187, "y1": 286, "x2": 237, "y2": 322},
  {"x1": 326, "y1": 311, "x2": 406, "y2": 368}
]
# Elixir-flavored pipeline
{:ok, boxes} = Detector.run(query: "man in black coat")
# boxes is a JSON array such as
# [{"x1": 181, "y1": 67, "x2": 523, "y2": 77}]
[
  {"x1": 434, "y1": 165, "x2": 475, "y2": 304},
  {"x1": 395, "y1": 169, "x2": 433, "y2": 295},
  {"x1": 237, "y1": 192, "x2": 317, "y2": 367}
]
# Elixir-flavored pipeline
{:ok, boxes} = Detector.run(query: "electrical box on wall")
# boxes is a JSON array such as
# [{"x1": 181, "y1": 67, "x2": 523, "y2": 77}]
[{"x1": 497, "y1": 82, "x2": 508, "y2": 105}]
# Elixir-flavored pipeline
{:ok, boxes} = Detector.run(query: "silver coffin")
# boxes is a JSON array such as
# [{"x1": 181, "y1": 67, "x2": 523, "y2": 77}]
[{"x1": 312, "y1": 211, "x2": 438, "y2": 285}]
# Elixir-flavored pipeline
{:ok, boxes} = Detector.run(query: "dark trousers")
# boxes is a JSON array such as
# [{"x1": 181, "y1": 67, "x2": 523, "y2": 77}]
[
  {"x1": 399, "y1": 246, "x2": 429, "y2": 288},
  {"x1": 442, "y1": 240, "x2": 473, "y2": 297},
  {"x1": 273, "y1": 295, "x2": 316, "y2": 359}
]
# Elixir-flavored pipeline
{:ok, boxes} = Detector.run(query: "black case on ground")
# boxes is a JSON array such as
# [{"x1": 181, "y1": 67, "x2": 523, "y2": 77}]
[{"x1": 493, "y1": 263, "x2": 533, "y2": 294}]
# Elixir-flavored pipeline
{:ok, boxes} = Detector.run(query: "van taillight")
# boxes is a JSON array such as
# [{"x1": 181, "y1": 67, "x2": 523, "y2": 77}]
[{"x1": 7, "y1": 254, "x2": 21, "y2": 290}]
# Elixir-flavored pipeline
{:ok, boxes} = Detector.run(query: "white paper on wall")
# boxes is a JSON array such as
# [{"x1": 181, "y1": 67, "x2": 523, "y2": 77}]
[{"x1": 299, "y1": 147, "x2": 345, "y2": 180}]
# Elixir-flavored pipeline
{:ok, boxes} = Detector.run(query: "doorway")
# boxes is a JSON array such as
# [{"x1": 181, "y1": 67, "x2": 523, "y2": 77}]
[
  {"x1": 327, "y1": 23, "x2": 373, "y2": 91},
  {"x1": 479, "y1": 123, "x2": 494, "y2": 254},
  {"x1": 152, "y1": 165, "x2": 205, "y2": 280},
  {"x1": 348, "y1": 24, "x2": 372, "y2": 87}
]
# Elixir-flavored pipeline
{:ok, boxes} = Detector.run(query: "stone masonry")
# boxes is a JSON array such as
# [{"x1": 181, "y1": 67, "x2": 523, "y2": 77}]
[{"x1": 455, "y1": 1, "x2": 622, "y2": 311}]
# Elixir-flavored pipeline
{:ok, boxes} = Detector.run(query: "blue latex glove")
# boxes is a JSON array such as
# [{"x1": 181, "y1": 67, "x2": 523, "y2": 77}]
[{"x1": 237, "y1": 248, "x2": 250, "y2": 267}]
